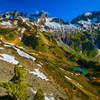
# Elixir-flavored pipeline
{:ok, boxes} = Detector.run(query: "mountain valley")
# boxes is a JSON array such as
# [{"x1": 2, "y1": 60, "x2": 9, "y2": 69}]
[{"x1": 0, "y1": 11, "x2": 100, "y2": 100}]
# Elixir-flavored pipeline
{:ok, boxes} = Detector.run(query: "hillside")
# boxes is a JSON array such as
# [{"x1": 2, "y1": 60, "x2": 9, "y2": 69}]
[{"x1": 0, "y1": 11, "x2": 100, "y2": 100}]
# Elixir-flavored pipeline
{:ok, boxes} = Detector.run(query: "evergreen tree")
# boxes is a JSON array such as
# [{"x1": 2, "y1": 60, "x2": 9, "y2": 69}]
[
  {"x1": 34, "y1": 88, "x2": 45, "y2": 100},
  {"x1": 25, "y1": 13, "x2": 29, "y2": 18}
]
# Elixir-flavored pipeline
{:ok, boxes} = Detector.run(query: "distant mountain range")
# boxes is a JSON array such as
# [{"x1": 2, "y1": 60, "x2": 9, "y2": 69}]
[
  {"x1": 1, "y1": 10, "x2": 100, "y2": 31},
  {"x1": 0, "y1": 10, "x2": 100, "y2": 59}
]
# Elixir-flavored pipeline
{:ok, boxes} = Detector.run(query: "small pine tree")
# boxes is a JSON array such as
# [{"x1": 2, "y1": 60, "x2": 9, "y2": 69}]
[{"x1": 34, "y1": 88, "x2": 45, "y2": 100}]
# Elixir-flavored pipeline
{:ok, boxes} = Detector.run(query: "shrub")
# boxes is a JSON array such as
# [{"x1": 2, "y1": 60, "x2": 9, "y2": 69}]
[
  {"x1": 4, "y1": 31, "x2": 15, "y2": 40},
  {"x1": 34, "y1": 88, "x2": 45, "y2": 100},
  {"x1": 1, "y1": 65, "x2": 32, "y2": 100}
]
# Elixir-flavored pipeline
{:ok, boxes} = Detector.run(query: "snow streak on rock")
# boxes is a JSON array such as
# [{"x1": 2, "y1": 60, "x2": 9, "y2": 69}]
[
  {"x1": 0, "y1": 54, "x2": 19, "y2": 64},
  {"x1": 29, "y1": 69, "x2": 48, "y2": 81}
]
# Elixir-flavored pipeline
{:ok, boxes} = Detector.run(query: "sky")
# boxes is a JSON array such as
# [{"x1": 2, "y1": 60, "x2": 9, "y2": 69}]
[{"x1": 0, "y1": 0, "x2": 100, "y2": 21}]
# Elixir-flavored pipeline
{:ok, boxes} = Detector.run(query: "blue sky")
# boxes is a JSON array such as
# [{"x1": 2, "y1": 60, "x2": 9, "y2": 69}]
[{"x1": 0, "y1": 0, "x2": 100, "y2": 21}]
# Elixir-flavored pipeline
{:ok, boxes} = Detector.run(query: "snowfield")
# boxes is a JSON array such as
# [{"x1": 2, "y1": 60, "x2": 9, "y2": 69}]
[
  {"x1": 29, "y1": 69, "x2": 48, "y2": 81},
  {"x1": 84, "y1": 12, "x2": 92, "y2": 16},
  {"x1": 0, "y1": 47, "x2": 4, "y2": 50},
  {"x1": 0, "y1": 21, "x2": 12, "y2": 27},
  {"x1": 21, "y1": 28, "x2": 26, "y2": 34},
  {"x1": 45, "y1": 18, "x2": 61, "y2": 30},
  {"x1": 42, "y1": 18, "x2": 77, "y2": 32},
  {"x1": 14, "y1": 47, "x2": 36, "y2": 61},
  {"x1": 6, "y1": 15, "x2": 10, "y2": 19},
  {"x1": 0, "y1": 54, "x2": 19, "y2": 64}
]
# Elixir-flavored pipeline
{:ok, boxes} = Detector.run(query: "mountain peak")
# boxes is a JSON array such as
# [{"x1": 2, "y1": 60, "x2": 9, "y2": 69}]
[{"x1": 84, "y1": 12, "x2": 92, "y2": 16}]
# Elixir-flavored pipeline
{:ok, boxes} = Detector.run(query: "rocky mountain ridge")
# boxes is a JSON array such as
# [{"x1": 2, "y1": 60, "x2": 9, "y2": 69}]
[
  {"x1": 0, "y1": 10, "x2": 100, "y2": 58},
  {"x1": 1, "y1": 11, "x2": 100, "y2": 31}
]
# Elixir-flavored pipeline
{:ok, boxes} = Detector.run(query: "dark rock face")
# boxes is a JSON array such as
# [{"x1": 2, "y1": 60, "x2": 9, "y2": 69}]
[
  {"x1": 0, "y1": 11, "x2": 23, "y2": 19},
  {"x1": 0, "y1": 11, "x2": 49, "y2": 21},
  {"x1": 51, "y1": 18, "x2": 68, "y2": 24},
  {"x1": 29, "y1": 11, "x2": 49, "y2": 21},
  {"x1": 72, "y1": 11, "x2": 100, "y2": 24}
]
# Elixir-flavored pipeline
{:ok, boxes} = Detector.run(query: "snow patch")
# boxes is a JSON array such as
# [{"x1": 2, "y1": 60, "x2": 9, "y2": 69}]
[
  {"x1": 65, "y1": 76, "x2": 72, "y2": 80},
  {"x1": 18, "y1": 27, "x2": 21, "y2": 31},
  {"x1": 66, "y1": 71, "x2": 73, "y2": 75},
  {"x1": 78, "y1": 20, "x2": 91, "y2": 25},
  {"x1": 6, "y1": 15, "x2": 10, "y2": 19},
  {"x1": 0, "y1": 54, "x2": 19, "y2": 64},
  {"x1": 3, "y1": 42, "x2": 15, "y2": 47},
  {"x1": 22, "y1": 18, "x2": 29, "y2": 22},
  {"x1": 26, "y1": 22, "x2": 30, "y2": 26},
  {"x1": 19, "y1": 37, "x2": 21, "y2": 40},
  {"x1": 37, "y1": 64, "x2": 42, "y2": 67},
  {"x1": 0, "y1": 18, "x2": 3, "y2": 20},
  {"x1": 84, "y1": 12, "x2": 92, "y2": 16},
  {"x1": 92, "y1": 77, "x2": 96, "y2": 79},
  {"x1": 45, "y1": 96, "x2": 55, "y2": 100},
  {"x1": 29, "y1": 69, "x2": 48, "y2": 81},
  {"x1": 14, "y1": 47, "x2": 36, "y2": 61},
  {"x1": 4, "y1": 42, "x2": 15, "y2": 46},
  {"x1": 44, "y1": 18, "x2": 77, "y2": 32},
  {"x1": 78, "y1": 20, "x2": 91, "y2": 30},
  {"x1": 60, "y1": 68, "x2": 74, "y2": 75},
  {"x1": 0, "y1": 47, "x2": 4, "y2": 50},
  {"x1": 14, "y1": 20, "x2": 18, "y2": 25},
  {"x1": 77, "y1": 83, "x2": 83, "y2": 88},
  {"x1": 30, "y1": 88, "x2": 55, "y2": 100},
  {"x1": 45, "y1": 18, "x2": 61, "y2": 30},
  {"x1": 4, "y1": 44, "x2": 11, "y2": 47},
  {"x1": 75, "y1": 73, "x2": 80, "y2": 76},
  {"x1": 31, "y1": 52, "x2": 38, "y2": 55},
  {"x1": 21, "y1": 28, "x2": 25, "y2": 34},
  {"x1": 18, "y1": 46, "x2": 25, "y2": 50},
  {"x1": 40, "y1": 62, "x2": 43, "y2": 65},
  {"x1": 59, "y1": 68, "x2": 65, "y2": 71},
  {"x1": 30, "y1": 88, "x2": 37, "y2": 94},
  {"x1": 31, "y1": 22, "x2": 34, "y2": 25},
  {"x1": 0, "y1": 21, "x2": 12, "y2": 27}
]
